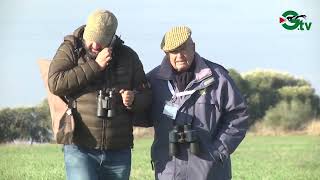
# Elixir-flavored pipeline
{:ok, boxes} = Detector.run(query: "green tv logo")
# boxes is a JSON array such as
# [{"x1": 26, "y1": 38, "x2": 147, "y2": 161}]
[{"x1": 279, "y1": 10, "x2": 312, "y2": 30}]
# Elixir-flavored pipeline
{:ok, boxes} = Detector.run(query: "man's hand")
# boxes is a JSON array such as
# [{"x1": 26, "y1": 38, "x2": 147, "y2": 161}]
[
  {"x1": 119, "y1": 89, "x2": 135, "y2": 108},
  {"x1": 95, "y1": 47, "x2": 113, "y2": 70}
]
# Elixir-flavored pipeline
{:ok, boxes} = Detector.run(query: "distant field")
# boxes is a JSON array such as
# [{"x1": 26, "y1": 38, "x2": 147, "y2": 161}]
[{"x1": 0, "y1": 135, "x2": 319, "y2": 180}]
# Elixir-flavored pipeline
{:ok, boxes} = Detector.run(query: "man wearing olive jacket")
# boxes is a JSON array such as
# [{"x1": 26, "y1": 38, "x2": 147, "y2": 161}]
[{"x1": 48, "y1": 9, "x2": 151, "y2": 180}]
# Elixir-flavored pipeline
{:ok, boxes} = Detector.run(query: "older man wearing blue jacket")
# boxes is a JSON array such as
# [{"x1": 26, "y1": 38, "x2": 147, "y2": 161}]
[{"x1": 147, "y1": 26, "x2": 249, "y2": 180}]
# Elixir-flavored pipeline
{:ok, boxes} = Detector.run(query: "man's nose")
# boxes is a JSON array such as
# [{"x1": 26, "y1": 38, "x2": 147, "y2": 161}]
[
  {"x1": 92, "y1": 42, "x2": 102, "y2": 50},
  {"x1": 176, "y1": 52, "x2": 183, "y2": 58}
]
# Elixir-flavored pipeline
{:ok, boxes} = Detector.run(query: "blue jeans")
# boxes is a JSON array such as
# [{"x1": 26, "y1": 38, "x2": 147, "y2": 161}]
[{"x1": 63, "y1": 144, "x2": 131, "y2": 180}]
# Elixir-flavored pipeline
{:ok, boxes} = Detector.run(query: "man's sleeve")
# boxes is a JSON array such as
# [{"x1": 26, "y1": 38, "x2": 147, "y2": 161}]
[
  {"x1": 48, "y1": 43, "x2": 101, "y2": 96},
  {"x1": 130, "y1": 58, "x2": 152, "y2": 113},
  {"x1": 212, "y1": 72, "x2": 249, "y2": 162}
]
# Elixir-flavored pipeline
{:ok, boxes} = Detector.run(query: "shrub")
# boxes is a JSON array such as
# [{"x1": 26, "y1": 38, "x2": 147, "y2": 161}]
[{"x1": 263, "y1": 99, "x2": 313, "y2": 130}]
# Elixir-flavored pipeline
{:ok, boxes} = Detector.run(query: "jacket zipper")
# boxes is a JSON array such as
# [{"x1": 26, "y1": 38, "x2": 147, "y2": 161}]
[
  {"x1": 101, "y1": 119, "x2": 106, "y2": 150},
  {"x1": 184, "y1": 73, "x2": 213, "y2": 92}
]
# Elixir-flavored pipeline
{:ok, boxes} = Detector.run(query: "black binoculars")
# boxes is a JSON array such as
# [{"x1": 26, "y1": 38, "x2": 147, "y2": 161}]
[
  {"x1": 97, "y1": 89, "x2": 116, "y2": 118},
  {"x1": 169, "y1": 124, "x2": 200, "y2": 156}
]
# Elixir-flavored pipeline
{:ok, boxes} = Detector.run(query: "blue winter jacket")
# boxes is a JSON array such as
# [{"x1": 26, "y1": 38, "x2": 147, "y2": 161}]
[{"x1": 147, "y1": 53, "x2": 249, "y2": 180}]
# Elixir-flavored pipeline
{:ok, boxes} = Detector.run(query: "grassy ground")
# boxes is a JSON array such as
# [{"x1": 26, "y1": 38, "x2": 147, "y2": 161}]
[{"x1": 0, "y1": 135, "x2": 319, "y2": 180}]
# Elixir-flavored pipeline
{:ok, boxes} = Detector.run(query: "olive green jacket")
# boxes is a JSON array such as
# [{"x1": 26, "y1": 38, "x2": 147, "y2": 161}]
[{"x1": 48, "y1": 26, "x2": 151, "y2": 149}]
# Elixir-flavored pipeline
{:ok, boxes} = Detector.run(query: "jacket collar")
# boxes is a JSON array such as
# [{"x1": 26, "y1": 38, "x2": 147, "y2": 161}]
[
  {"x1": 73, "y1": 25, "x2": 86, "y2": 38},
  {"x1": 156, "y1": 52, "x2": 212, "y2": 81}
]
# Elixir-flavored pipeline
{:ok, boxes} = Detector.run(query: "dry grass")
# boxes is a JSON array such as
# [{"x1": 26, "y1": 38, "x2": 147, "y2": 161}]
[
  {"x1": 249, "y1": 119, "x2": 320, "y2": 136},
  {"x1": 133, "y1": 127, "x2": 154, "y2": 138},
  {"x1": 133, "y1": 120, "x2": 320, "y2": 137},
  {"x1": 249, "y1": 121, "x2": 293, "y2": 136},
  {"x1": 305, "y1": 120, "x2": 320, "y2": 135}
]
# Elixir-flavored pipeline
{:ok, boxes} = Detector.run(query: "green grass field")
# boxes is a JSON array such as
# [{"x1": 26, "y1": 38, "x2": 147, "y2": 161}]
[{"x1": 0, "y1": 135, "x2": 319, "y2": 180}]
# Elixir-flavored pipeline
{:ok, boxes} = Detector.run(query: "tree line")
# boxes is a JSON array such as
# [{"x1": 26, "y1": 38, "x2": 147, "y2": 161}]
[
  {"x1": 0, "y1": 100, "x2": 51, "y2": 144},
  {"x1": 229, "y1": 69, "x2": 320, "y2": 130},
  {"x1": 0, "y1": 69, "x2": 319, "y2": 143}
]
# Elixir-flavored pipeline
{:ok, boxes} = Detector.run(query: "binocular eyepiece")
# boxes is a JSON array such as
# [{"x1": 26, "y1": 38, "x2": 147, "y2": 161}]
[
  {"x1": 97, "y1": 89, "x2": 116, "y2": 118},
  {"x1": 169, "y1": 124, "x2": 200, "y2": 156}
]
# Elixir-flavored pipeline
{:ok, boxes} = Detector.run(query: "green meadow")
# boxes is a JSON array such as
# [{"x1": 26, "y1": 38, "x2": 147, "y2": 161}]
[{"x1": 0, "y1": 135, "x2": 319, "y2": 180}]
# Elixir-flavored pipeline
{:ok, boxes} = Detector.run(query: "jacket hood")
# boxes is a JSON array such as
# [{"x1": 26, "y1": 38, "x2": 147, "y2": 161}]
[
  {"x1": 62, "y1": 25, "x2": 86, "y2": 49},
  {"x1": 73, "y1": 25, "x2": 86, "y2": 39}
]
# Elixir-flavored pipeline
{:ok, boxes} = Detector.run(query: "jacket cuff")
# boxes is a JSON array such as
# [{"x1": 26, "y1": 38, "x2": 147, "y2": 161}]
[
  {"x1": 128, "y1": 93, "x2": 139, "y2": 112},
  {"x1": 212, "y1": 140, "x2": 229, "y2": 163}
]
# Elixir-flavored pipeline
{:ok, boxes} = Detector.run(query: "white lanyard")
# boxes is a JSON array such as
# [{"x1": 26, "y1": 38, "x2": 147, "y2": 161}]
[{"x1": 167, "y1": 81, "x2": 196, "y2": 97}]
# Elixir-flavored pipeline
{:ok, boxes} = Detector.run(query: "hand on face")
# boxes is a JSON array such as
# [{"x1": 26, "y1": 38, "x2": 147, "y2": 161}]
[
  {"x1": 95, "y1": 47, "x2": 113, "y2": 70},
  {"x1": 119, "y1": 89, "x2": 135, "y2": 108},
  {"x1": 87, "y1": 41, "x2": 112, "y2": 70}
]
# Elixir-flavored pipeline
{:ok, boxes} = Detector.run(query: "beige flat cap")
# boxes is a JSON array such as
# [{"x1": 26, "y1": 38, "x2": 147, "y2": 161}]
[{"x1": 160, "y1": 26, "x2": 192, "y2": 52}]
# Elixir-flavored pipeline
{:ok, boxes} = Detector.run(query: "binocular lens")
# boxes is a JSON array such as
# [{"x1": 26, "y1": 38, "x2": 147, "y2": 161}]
[
  {"x1": 169, "y1": 142, "x2": 179, "y2": 156},
  {"x1": 97, "y1": 90, "x2": 115, "y2": 118},
  {"x1": 190, "y1": 142, "x2": 200, "y2": 155},
  {"x1": 168, "y1": 125, "x2": 200, "y2": 156}
]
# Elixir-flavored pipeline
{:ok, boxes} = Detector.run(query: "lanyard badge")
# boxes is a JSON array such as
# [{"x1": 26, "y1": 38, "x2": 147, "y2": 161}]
[
  {"x1": 163, "y1": 81, "x2": 194, "y2": 120},
  {"x1": 163, "y1": 77, "x2": 215, "y2": 120},
  {"x1": 163, "y1": 101, "x2": 179, "y2": 120}
]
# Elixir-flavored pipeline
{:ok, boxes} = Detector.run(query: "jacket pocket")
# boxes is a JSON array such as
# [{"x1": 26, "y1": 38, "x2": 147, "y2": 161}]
[
  {"x1": 155, "y1": 160, "x2": 175, "y2": 180},
  {"x1": 195, "y1": 95, "x2": 218, "y2": 132},
  {"x1": 196, "y1": 93, "x2": 216, "y2": 104}
]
